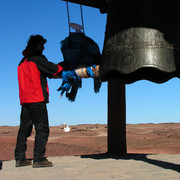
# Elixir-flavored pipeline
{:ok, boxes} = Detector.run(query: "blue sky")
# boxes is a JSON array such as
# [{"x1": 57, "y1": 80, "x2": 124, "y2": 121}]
[{"x1": 0, "y1": 0, "x2": 180, "y2": 126}]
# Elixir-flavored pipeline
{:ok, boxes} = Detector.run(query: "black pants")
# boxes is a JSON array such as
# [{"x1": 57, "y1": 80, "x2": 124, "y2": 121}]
[{"x1": 15, "y1": 102, "x2": 49, "y2": 162}]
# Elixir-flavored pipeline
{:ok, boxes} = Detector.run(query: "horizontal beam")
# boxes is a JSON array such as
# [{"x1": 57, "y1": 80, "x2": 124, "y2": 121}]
[
  {"x1": 54, "y1": 65, "x2": 100, "y2": 79},
  {"x1": 62, "y1": 0, "x2": 108, "y2": 13}
]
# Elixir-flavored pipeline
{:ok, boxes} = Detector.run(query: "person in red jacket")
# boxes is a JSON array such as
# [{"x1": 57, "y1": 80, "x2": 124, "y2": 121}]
[{"x1": 15, "y1": 35, "x2": 63, "y2": 168}]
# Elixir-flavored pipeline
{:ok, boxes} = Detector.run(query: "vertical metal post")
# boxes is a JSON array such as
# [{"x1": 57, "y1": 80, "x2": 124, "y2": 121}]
[{"x1": 108, "y1": 78, "x2": 127, "y2": 155}]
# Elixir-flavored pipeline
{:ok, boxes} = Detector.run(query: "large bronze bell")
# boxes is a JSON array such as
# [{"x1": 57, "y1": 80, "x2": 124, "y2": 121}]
[{"x1": 99, "y1": 0, "x2": 180, "y2": 83}]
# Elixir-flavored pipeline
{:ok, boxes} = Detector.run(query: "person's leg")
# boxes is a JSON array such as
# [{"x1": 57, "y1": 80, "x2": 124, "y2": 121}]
[
  {"x1": 30, "y1": 102, "x2": 50, "y2": 163},
  {"x1": 14, "y1": 105, "x2": 33, "y2": 167}
]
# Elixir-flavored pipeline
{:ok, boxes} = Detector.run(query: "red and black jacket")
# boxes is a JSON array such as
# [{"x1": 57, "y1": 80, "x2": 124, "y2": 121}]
[{"x1": 18, "y1": 53, "x2": 63, "y2": 105}]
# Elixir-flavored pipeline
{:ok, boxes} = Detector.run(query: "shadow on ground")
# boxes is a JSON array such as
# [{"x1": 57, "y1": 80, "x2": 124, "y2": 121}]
[{"x1": 81, "y1": 153, "x2": 180, "y2": 173}]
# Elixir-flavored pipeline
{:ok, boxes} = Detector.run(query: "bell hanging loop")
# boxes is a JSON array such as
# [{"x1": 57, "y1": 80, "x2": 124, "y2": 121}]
[{"x1": 66, "y1": 2, "x2": 85, "y2": 34}]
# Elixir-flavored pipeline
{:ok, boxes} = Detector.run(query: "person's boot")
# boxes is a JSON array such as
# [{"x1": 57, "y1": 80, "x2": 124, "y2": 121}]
[
  {"x1": 0, "y1": 161, "x2": 2, "y2": 170},
  {"x1": 16, "y1": 159, "x2": 32, "y2": 167},
  {"x1": 32, "y1": 158, "x2": 53, "y2": 168}
]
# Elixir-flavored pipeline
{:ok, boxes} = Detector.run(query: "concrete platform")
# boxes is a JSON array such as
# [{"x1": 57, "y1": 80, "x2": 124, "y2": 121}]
[{"x1": 0, "y1": 154, "x2": 180, "y2": 179}]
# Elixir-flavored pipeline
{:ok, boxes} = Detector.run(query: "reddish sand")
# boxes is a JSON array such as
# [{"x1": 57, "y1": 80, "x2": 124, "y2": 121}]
[{"x1": 0, "y1": 123, "x2": 180, "y2": 161}]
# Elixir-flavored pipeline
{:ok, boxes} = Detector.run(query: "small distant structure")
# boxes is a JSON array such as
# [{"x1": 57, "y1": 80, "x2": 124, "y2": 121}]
[{"x1": 64, "y1": 125, "x2": 70, "y2": 132}]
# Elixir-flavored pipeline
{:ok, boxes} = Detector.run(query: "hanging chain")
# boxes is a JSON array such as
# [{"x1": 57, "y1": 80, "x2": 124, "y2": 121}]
[
  {"x1": 66, "y1": 2, "x2": 85, "y2": 34},
  {"x1": 80, "y1": 5, "x2": 85, "y2": 33},
  {"x1": 66, "y1": 2, "x2": 71, "y2": 34}
]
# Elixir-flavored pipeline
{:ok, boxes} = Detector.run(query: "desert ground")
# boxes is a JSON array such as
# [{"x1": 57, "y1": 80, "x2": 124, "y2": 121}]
[{"x1": 0, "y1": 123, "x2": 180, "y2": 161}]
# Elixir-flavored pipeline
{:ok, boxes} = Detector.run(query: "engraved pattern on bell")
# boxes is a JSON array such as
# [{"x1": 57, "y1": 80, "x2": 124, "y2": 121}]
[{"x1": 100, "y1": 28, "x2": 178, "y2": 83}]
